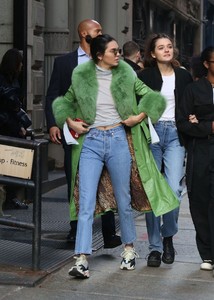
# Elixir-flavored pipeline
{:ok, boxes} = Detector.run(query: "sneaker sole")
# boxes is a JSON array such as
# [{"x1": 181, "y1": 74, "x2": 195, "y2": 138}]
[
  {"x1": 200, "y1": 267, "x2": 213, "y2": 271},
  {"x1": 120, "y1": 266, "x2": 135, "y2": 270},
  {"x1": 68, "y1": 268, "x2": 89, "y2": 279}
]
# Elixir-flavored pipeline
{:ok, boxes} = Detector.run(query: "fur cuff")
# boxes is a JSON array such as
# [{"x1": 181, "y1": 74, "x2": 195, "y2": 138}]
[
  {"x1": 52, "y1": 96, "x2": 73, "y2": 129},
  {"x1": 138, "y1": 91, "x2": 166, "y2": 123}
]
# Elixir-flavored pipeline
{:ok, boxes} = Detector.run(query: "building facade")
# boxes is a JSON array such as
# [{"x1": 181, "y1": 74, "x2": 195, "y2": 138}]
[{"x1": 0, "y1": 0, "x2": 212, "y2": 167}]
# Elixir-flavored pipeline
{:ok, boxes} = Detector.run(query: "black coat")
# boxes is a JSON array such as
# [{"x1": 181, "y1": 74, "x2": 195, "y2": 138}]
[
  {"x1": 45, "y1": 50, "x2": 78, "y2": 130},
  {"x1": 124, "y1": 58, "x2": 142, "y2": 72},
  {"x1": 138, "y1": 65, "x2": 193, "y2": 145},
  {"x1": 176, "y1": 77, "x2": 214, "y2": 191},
  {"x1": 0, "y1": 74, "x2": 23, "y2": 137},
  {"x1": 177, "y1": 76, "x2": 214, "y2": 138}
]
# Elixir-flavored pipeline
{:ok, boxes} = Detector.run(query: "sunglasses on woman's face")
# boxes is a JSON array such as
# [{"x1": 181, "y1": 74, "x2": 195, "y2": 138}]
[{"x1": 108, "y1": 48, "x2": 121, "y2": 56}]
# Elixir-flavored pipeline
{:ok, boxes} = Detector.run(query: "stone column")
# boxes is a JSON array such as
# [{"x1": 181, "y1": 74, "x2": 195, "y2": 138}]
[
  {"x1": 44, "y1": 0, "x2": 69, "y2": 78},
  {"x1": 45, "y1": 0, "x2": 69, "y2": 31},
  {"x1": 99, "y1": 0, "x2": 132, "y2": 47},
  {"x1": 0, "y1": 0, "x2": 13, "y2": 58},
  {"x1": 72, "y1": 0, "x2": 96, "y2": 46},
  {"x1": 44, "y1": 0, "x2": 69, "y2": 168},
  {"x1": 99, "y1": 0, "x2": 118, "y2": 37}
]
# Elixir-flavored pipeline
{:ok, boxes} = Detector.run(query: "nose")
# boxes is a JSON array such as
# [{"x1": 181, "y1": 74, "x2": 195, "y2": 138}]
[{"x1": 115, "y1": 49, "x2": 121, "y2": 56}]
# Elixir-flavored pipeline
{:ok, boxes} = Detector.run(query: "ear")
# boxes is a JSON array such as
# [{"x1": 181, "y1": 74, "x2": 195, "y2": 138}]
[
  {"x1": 136, "y1": 51, "x2": 141, "y2": 58},
  {"x1": 151, "y1": 52, "x2": 156, "y2": 58},
  {"x1": 97, "y1": 52, "x2": 103, "y2": 61},
  {"x1": 203, "y1": 61, "x2": 209, "y2": 69},
  {"x1": 80, "y1": 30, "x2": 87, "y2": 38}
]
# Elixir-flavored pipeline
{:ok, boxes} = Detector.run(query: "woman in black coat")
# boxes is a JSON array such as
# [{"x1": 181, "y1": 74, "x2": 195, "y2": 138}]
[
  {"x1": 177, "y1": 46, "x2": 214, "y2": 272},
  {"x1": 138, "y1": 33, "x2": 193, "y2": 268},
  {"x1": 0, "y1": 48, "x2": 31, "y2": 209}
]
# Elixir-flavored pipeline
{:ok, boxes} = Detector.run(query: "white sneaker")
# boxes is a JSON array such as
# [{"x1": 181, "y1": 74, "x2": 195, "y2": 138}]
[
  {"x1": 120, "y1": 247, "x2": 139, "y2": 270},
  {"x1": 200, "y1": 260, "x2": 214, "y2": 271},
  {"x1": 68, "y1": 255, "x2": 90, "y2": 278}
]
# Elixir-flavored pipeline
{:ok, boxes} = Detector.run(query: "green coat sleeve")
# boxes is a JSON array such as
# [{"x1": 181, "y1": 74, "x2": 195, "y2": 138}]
[{"x1": 52, "y1": 85, "x2": 77, "y2": 129}]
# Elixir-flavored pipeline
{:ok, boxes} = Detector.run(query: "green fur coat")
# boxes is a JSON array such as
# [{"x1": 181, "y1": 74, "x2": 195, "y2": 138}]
[{"x1": 52, "y1": 60, "x2": 179, "y2": 220}]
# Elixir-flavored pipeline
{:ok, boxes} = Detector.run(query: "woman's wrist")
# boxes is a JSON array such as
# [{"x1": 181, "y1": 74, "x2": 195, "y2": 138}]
[
  {"x1": 138, "y1": 112, "x2": 146, "y2": 123},
  {"x1": 66, "y1": 117, "x2": 74, "y2": 129}
]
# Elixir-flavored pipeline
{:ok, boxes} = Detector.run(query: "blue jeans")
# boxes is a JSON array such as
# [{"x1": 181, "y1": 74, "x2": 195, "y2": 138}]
[
  {"x1": 145, "y1": 121, "x2": 185, "y2": 253},
  {"x1": 75, "y1": 125, "x2": 136, "y2": 255}
]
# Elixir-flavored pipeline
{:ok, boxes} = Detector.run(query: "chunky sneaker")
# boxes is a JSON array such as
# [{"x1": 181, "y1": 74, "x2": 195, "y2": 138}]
[
  {"x1": 120, "y1": 247, "x2": 139, "y2": 270},
  {"x1": 162, "y1": 236, "x2": 175, "y2": 264},
  {"x1": 147, "y1": 251, "x2": 161, "y2": 267},
  {"x1": 200, "y1": 260, "x2": 214, "y2": 271},
  {"x1": 68, "y1": 255, "x2": 90, "y2": 279}
]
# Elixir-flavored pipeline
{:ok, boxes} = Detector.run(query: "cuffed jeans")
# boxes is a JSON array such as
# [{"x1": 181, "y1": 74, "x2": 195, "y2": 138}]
[
  {"x1": 75, "y1": 125, "x2": 136, "y2": 255},
  {"x1": 145, "y1": 121, "x2": 185, "y2": 253}
]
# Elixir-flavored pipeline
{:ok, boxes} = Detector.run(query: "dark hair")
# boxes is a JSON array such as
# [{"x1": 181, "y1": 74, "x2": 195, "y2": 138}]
[
  {"x1": 90, "y1": 34, "x2": 116, "y2": 64},
  {"x1": 190, "y1": 55, "x2": 207, "y2": 80},
  {"x1": 122, "y1": 41, "x2": 140, "y2": 57},
  {"x1": 200, "y1": 46, "x2": 214, "y2": 63},
  {"x1": 143, "y1": 33, "x2": 176, "y2": 68},
  {"x1": 0, "y1": 48, "x2": 23, "y2": 84}
]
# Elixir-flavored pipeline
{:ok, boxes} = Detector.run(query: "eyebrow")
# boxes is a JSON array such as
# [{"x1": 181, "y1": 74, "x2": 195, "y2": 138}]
[
  {"x1": 109, "y1": 47, "x2": 120, "y2": 51},
  {"x1": 157, "y1": 43, "x2": 172, "y2": 47}
]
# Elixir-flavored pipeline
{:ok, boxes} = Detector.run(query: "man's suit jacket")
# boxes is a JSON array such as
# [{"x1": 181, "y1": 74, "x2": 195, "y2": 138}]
[{"x1": 45, "y1": 50, "x2": 78, "y2": 131}]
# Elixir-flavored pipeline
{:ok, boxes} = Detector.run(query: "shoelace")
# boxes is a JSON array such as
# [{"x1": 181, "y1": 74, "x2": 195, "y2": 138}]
[
  {"x1": 121, "y1": 248, "x2": 139, "y2": 260},
  {"x1": 74, "y1": 255, "x2": 87, "y2": 265}
]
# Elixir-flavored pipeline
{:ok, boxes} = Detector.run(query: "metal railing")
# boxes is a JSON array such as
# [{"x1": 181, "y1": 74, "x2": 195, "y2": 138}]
[{"x1": 0, "y1": 135, "x2": 48, "y2": 270}]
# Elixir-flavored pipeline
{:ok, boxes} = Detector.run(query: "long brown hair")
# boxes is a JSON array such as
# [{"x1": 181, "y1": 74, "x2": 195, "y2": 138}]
[{"x1": 143, "y1": 33, "x2": 178, "y2": 68}]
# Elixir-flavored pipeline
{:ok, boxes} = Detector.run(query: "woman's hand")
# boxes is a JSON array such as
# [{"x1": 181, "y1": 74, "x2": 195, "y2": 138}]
[
  {"x1": 189, "y1": 114, "x2": 198, "y2": 124},
  {"x1": 66, "y1": 118, "x2": 89, "y2": 134},
  {"x1": 121, "y1": 112, "x2": 146, "y2": 127}
]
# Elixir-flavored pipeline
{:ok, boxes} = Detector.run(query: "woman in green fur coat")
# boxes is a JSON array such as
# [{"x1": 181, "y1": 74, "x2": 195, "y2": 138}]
[{"x1": 52, "y1": 34, "x2": 179, "y2": 279}]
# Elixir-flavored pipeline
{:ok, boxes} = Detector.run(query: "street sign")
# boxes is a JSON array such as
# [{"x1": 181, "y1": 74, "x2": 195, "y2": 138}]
[{"x1": 0, "y1": 145, "x2": 34, "y2": 179}]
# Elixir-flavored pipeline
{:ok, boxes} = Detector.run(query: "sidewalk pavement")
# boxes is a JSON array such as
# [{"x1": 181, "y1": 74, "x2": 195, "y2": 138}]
[{"x1": 1, "y1": 187, "x2": 214, "y2": 300}]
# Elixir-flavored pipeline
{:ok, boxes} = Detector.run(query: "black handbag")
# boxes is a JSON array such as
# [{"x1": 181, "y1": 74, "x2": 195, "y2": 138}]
[{"x1": 16, "y1": 108, "x2": 32, "y2": 129}]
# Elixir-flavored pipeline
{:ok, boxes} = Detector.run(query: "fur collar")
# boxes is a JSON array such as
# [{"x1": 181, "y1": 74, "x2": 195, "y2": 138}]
[{"x1": 72, "y1": 60, "x2": 136, "y2": 123}]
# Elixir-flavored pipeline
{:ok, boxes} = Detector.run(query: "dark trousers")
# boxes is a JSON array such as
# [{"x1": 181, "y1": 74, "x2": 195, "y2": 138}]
[
  {"x1": 62, "y1": 136, "x2": 116, "y2": 239},
  {"x1": 62, "y1": 139, "x2": 72, "y2": 200},
  {"x1": 188, "y1": 137, "x2": 214, "y2": 261}
]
